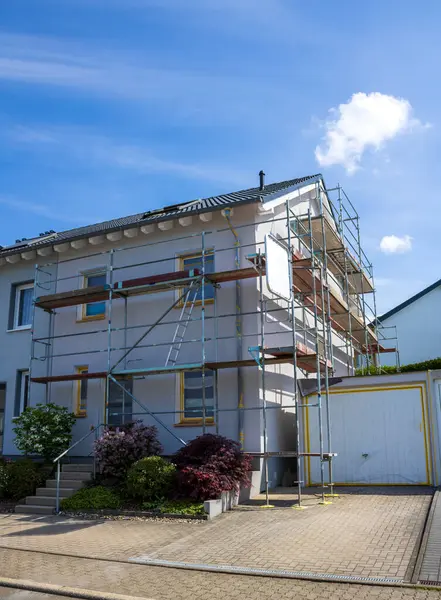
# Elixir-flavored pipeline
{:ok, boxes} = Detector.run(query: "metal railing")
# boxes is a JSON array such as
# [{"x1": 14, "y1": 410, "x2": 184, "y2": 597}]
[{"x1": 53, "y1": 423, "x2": 104, "y2": 513}]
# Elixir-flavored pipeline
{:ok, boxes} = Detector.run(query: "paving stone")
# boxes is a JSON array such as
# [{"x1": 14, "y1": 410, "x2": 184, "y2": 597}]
[{"x1": 0, "y1": 487, "x2": 432, "y2": 582}]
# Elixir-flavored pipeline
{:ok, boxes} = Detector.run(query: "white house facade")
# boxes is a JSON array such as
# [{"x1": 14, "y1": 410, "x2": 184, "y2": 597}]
[{"x1": 0, "y1": 173, "x2": 380, "y2": 494}]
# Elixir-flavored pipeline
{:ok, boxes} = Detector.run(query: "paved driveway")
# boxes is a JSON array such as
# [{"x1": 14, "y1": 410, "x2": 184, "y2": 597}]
[{"x1": 0, "y1": 487, "x2": 432, "y2": 583}]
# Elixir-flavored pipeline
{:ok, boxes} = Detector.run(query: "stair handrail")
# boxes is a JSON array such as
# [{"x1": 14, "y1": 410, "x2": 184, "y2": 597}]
[{"x1": 53, "y1": 423, "x2": 105, "y2": 514}]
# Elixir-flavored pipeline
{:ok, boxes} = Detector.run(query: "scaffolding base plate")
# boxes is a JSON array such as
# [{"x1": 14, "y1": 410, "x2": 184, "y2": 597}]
[
  {"x1": 260, "y1": 504, "x2": 275, "y2": 509},
  {"x1": 291, "y1": 505, "x2": 306, "y2": 510},
  {"x1": 319, "y1": 500, "x2": 333, "y2": 505},
  {"x1": 324, "y1": 493, "x2": 340, "y2": 498}
]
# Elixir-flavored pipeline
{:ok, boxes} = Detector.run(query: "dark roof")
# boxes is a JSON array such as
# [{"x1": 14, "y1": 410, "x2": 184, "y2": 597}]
[
  {"x1": 0, "y1": 173, "x2": 322, "y2": 259},
  {"x1": 377, "y1": 278, "x2": 441, "y2": 322}
]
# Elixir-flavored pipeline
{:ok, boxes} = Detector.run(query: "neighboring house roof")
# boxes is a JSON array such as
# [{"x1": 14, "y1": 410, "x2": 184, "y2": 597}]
[
  {"x1": 377, "y1": 279, "x2": 441, "y2": 322},
  {"x1": 0, "y1": 173, "x2": 322, "y2": 259}
]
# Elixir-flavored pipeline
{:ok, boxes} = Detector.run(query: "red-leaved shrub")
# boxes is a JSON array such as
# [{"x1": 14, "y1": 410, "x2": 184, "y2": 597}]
[
  {"x1": 174, "y1": 434, "x2": 252, "y2": 501},
  {"x1": 94, "y1": 421, "x2": 162, "y2": 481}
]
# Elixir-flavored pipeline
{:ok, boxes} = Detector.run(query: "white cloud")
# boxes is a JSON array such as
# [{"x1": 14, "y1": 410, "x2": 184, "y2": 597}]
[
  {"x1": 379, "y1": 234, "x2": 413, "y2": 254},
  {"x1": 315, "y1": 92, "x2": 427, "y2": 173}
]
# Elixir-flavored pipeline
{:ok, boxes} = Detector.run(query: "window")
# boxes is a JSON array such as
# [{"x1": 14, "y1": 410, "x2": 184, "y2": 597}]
[
  {"x1": 75, "y1": 366, "x2": 88, "y2": 416},
  {"x1": 180, "y1": 370, "x2": 214, "y2": 424},
  {"x1": 179, "y1": 252, "x2": 215, "y2": 303},
  {"x1": 107, "y1": 379, "x2": 133, "y2": 425},
  {"x1": 12, "y1": 283, "x2": 33, "y2": 330},
  {"x1": 15, "y1": 370, "x2": 29, "y2": 416},
  {"x1": 80, "y1": 271, "x2": 106, "y2": 320}
]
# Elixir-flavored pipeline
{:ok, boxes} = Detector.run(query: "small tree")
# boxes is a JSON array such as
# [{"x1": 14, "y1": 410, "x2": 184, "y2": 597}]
[
  {"x1": 174, "y1": 434, "x2": 252, "y2": 501},
  {"x1": 13, "y1": 403, "x2": 76, "y2": 462},
  {"x1": 94, "y1": 421, "x2": 163, "y2": 481}
]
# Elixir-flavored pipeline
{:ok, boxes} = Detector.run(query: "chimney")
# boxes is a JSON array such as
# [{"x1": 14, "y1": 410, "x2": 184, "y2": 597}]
[{"x1": 259, "y1": 170, "x2": 265, "y2": 191}]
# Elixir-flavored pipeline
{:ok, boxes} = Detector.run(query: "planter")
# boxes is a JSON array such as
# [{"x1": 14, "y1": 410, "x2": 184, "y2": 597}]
[{"x1": 204, "y1": 490, "x2": 239, "y2": 520}]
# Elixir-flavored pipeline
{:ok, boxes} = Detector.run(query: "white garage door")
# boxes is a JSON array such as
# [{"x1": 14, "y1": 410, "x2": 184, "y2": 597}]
[{"x1": 305, "y1": 385, "x2": 430, "y2": 485}]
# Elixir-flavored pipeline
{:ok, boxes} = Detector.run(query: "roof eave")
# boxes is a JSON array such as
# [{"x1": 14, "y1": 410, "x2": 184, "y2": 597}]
[{"x1": 0, "y1": 196, "x2": 262, "y2": 260}]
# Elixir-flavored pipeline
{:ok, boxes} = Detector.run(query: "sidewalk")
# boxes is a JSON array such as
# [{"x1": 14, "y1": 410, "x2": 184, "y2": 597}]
[{"x1": 0, "y1": 547, "x2": 439, "y2": 600}]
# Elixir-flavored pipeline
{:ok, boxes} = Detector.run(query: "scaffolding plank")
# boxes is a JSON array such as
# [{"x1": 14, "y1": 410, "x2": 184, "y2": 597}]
[
  {"x1": 112, "y1": 363, "x2": 204, "y2": 377},
  {"x1": 245, "y1": 451, "x2": 337, "y2": 458},
  {"x1": 31, "y1": 371, "x2": 108, "y2": 383},
  {"x1": 31, "y1": 350, "x2": 329, "y2": 384},
  {"x1": 33, "y1": 253, "x2": 379, "y2": 349},
  {"x1": 35, "y1": 285, "x2": 111, "y2": 310},
  {"x1": 298, "y1": 214, "x2": 345, "y2": 252}
]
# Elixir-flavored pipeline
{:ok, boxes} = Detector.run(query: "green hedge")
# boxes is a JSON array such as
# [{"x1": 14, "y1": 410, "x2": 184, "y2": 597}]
[
  {"x1": 0, "y1": 459, "x2": 45, "y2": 501},
  {"x1": 61, "y1": 486, "x2": 121, "y2": 511},
  {"x1": 355, "y1": 357, "x2": 441, "y2": 377}
]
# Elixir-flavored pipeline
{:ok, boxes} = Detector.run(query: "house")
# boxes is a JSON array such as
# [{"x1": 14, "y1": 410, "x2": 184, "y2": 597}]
[
  {"x1": 0, "y1": 172, "x2": 383, "y2": 499},
  {"x1": 376, "y1": 279, "x2": 441, "y2": 367}
]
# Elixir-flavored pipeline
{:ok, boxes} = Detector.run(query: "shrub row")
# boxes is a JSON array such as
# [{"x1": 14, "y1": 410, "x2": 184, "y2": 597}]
[
  {"x1": 355, "y1": 356, "x2": 441, "y2": 376},
  {"x1": 62, "y1": 432, "x2": 252, "y2": 511},
  {"x1": 0, "y1": 459, "x2": 46, "y2": 501}
]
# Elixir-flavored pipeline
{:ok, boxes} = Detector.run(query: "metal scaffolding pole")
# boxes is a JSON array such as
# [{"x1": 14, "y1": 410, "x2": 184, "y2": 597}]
[
  {"x1": 258, "y1": 253, "x2": 271, "y2": 508},
  {"x1": 307, "y1": 208, "x2": 326, "y2": 504},
  {"x1": 201, "y1": 231, "x2": 207, "y2": 435},
  {"x1": 317, "y1": 183, "x2": 334, "y2": 500},
  {"x1": 286, "y1": 201, "x2": 302, "y2": 508}
]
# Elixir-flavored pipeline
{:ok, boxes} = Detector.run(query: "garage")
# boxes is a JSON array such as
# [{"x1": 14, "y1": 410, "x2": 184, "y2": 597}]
[{"x1": 304, "y1": 382, "x2": 432, "y2": 485}]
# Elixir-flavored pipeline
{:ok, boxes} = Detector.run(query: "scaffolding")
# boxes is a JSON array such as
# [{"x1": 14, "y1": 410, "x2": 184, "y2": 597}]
[{"x1": 28, "y1": 181, "x2": 397, "y2": 507}]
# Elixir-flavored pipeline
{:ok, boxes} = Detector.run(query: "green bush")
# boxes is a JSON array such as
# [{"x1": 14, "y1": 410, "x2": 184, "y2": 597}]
[
  {"x1": 127, "y1": 456, "x2": 176, "y2": 502},
  {"x1": 6, "y1": 459, "x2": 45, "y2": 501},
  {"x1": 13, "y1": 403, "x2": 76, "y2": 462},
  {"x1": 355, "y1": 357, "x2": 441, "y2": 377},
  {"x1": 159, "y1": 500, "x2": 205, "y2": 516},
  {"x1": 139, "y1": 499, "x2": 205, "y2": 516},
  {"x1": 61, "y1": 486, "x2": 121, "y2": 511},
  {"x1": 0, "y1": 459, "x2": 11, "y2": 499}
]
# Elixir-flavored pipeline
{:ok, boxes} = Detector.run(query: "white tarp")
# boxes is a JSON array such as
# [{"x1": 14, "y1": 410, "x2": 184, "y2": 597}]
[{"x1": 265, "y1": 234, "x2": 292, "y2": 301}]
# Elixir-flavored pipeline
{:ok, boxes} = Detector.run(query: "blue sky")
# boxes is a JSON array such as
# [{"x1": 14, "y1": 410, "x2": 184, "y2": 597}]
[{"x1": 0, "y1": 0, "x2": 438, "y2": 314}]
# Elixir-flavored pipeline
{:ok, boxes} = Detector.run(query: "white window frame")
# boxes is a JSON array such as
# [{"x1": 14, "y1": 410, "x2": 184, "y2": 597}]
[
  {"x1": 13, "y1": 283, "x2": 34, "y2": 330},
  {"x1": 18, "y1": 370, "x2": 29, "y2": 414}
]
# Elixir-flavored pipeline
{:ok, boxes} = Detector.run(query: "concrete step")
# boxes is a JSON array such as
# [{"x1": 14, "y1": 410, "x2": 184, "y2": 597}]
[
  {"x1": 35, "y1": 487, "x2": 76, "y2": 498},
  {"x1": 26, "y1": 496, "x2": 58, "y2": 507},
  {"x1": 60, "y1": 471, "x2": 92, "y2": 481},
  {"x1": 62, "y1": 464, "x2": 94, "y2": 473},
  {"x1": 46, "y1": 479, "x2": 84, "y2": 490},
  {"x1": 15, "y1": 505, "x2": 54, "y2": 515}
]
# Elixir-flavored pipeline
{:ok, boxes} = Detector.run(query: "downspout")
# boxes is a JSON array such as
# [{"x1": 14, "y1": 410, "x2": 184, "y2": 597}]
[{"x1": 222, "y1": 208, "x2": 245, "y2": 449}]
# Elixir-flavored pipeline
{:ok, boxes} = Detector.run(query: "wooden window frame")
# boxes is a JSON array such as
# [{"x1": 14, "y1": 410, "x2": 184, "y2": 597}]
[
  {"x1": 74, "y1": 366, "x2": 88, "y2": 417},
  {"x1": 177, "y1": 251, "x2": 215, "y2": 308},
  {"x1": 177, "y1": 370, "x2": 215, "y2": 426},
  {"x1": 77, "y1": 270, "x2": 107, "y2": 322}
]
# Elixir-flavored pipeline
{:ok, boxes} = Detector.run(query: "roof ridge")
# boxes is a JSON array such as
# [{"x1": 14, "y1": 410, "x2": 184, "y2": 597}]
[{"x1": 0, "y1": 173, "x2": 321, "y2": 259}]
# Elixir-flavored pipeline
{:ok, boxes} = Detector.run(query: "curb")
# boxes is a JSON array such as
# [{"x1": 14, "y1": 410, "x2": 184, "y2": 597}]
[
  {"x1": 0, "y1": 576, "x2": 154, "y2": 600},
  {"x1": 411, "y1": 488, "x2": 440, "y2": 584}
]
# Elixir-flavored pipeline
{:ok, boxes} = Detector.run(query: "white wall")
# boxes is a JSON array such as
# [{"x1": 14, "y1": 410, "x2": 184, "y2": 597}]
[{"x1": 379, "y1": 286, "x2": 441, "y2": 367}]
